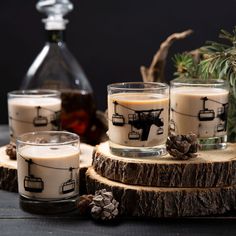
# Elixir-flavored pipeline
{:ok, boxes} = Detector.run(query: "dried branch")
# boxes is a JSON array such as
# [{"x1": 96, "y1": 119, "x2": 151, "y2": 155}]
[
  {"x1": 140, "y1": 29, "x2": 193, "y2": 83},
  {"x1": 188, "y1": 48, "x2": 202, "y2": 64}
]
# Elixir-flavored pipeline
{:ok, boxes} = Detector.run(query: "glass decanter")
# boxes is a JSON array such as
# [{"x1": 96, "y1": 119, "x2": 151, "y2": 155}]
[{"x1": 21, "y1": 0, "x2": 96, "y2": 143}]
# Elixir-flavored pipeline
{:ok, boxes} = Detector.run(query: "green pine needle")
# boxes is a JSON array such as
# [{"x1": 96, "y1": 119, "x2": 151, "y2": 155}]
[
  {"x1": 172, "y1": 26, "x2": 236, "y2": 141},
  {"x1": 172, "y1": 53, "x2": 199, "y2": 78}
]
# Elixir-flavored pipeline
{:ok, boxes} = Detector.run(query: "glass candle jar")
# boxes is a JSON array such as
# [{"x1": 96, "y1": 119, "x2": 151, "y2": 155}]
[
  {"x1": 170, "y1": 78, "x2": 229, "y2": 150},
  {"x1": 107, "y1": 82, "x2": 169, "y2": 157},
  {"x1": 8, "y1": 90, "x2": 61, "y2": 142},
  {"x1": 16, "y1": 131, "x2": 80, "y2": 214}
]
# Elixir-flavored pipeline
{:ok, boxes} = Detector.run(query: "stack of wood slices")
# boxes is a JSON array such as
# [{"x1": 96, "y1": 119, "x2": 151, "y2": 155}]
[{"x1": 86, "y1": 141, "x2": 236, "y2": 218}]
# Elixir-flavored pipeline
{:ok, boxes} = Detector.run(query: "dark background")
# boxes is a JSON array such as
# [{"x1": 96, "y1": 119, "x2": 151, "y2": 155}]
[{"x1": 0, "y1": 0, "x2": 235, "y2": 124}]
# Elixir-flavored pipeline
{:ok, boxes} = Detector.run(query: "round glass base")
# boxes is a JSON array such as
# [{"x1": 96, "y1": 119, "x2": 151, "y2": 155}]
[
  {"x1": 198, "y1": 135, "x2": 227, "y2": 150},
  {"x1": 19, "y1": 195, "x2": 79, "y2": 214},
  {"x1": 109, "y1": 141, "x2": 167, "y2": 158}
]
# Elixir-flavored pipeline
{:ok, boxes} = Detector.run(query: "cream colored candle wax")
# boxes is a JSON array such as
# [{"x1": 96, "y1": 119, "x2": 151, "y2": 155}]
[
  {"x1": 108, "y1": 93, "x2": 169, "y2": 147},
  {"x1": 17, "y1": 145, "x2": 80, "y2": 200},
  {"x1": 8, "y1": 97, "x2": 61, "y2": 140},
  {"x1": 170, "y1": 87, "x2": 228, "y2": 138}
]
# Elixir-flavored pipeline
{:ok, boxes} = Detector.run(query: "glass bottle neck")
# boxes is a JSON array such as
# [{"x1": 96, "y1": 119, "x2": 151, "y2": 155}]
[{"x1": 46, "y1": 30, "x2": 66, "y2": 43}]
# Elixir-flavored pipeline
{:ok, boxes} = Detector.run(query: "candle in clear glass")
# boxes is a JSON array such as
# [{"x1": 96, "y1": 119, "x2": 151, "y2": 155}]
[
  {"x1": 8, "y1": 90, "x2": 61, "y2": 142},
  {"x1": 107, "y1": 82, "x2": 169, "y2": 157},
  {"x1": 16, "y1": 131, "x2": 80, "y2": 214},
  {"x1": 170, "y1": 78, "x2": 229, "y2": 150}
]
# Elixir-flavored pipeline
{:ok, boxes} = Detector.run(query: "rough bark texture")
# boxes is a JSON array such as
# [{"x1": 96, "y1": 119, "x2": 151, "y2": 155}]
[
  {"x1": 0, "y1": 146, "x2": 17, "y2": 192},
  {"x1": 86, "y1": 167, "x2": 236, "y2": 218},
  {"x1": 0, "y1": 144, "x2": 94, "y2": 194},
  {"x1": 0, "y1": 166, "x2": 18, "y2": 192},
  {"x1": 92, "y1": 142, "x2": 236, "y2": 188}
]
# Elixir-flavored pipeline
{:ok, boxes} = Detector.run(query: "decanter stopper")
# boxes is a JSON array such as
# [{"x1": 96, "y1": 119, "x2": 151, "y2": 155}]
[{"x1": 36, "y1": 0, "x2": 73, "y2": 30}]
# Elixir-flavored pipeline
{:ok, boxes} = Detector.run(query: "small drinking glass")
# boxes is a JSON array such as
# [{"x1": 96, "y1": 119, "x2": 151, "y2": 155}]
[
  {"x1": 107, "y1": 82, "x2": 169, "y2": 157},
  {"x1": 170, "y1": 78, "x2": 229, "y2": 150},
  {"x1": 16, "y1": 131, "x2": 80, "y2": 214},
  {"x1": 8, "y1": 89, "x2": 61, "y2": 142}
]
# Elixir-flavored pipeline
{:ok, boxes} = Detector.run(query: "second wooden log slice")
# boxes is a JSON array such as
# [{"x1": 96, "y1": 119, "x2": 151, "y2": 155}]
[
  {"x1": 92, "y1": 142, "x2": 236, "y2": 188},
  {"x1": 86, "y1": 167, "x2": 236, "y2": 218}
]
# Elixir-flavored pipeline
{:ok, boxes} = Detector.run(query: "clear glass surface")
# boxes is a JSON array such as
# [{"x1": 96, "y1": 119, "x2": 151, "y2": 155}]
[
  {"x1": 16, "y1": 131, "x2": 80, "y2": 214},
  {"x1": 107, "y1": 82, "x2": 169, "y2": 157},
  {"x1": 8, "y1": 89, "x2": 61, "y2": 142},
  {"x1": 170, "y1": 78, "x2": 229, "y2": 150}
]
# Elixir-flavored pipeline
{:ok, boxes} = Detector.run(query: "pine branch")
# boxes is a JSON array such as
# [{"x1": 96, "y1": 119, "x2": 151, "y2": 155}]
[
  {"x1": 172, "y1": 26, "x2": 236, "y2": 89},
  {"x1": 172, "y1": 52, "x2": 201, "y2": 78},
  {"x1": 219, "y1": 29, "x2": 235, "y2": 42},
  {"x1": 199, "y1": 26, "x2": 236, "y2": 81}
]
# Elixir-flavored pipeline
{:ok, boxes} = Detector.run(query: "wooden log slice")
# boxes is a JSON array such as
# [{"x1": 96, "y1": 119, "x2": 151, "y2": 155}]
[
  {"x1": 92, "y1": 141, "x2": 236, "y2": 188},
  {"x1": 0, "y1": 154, "x2": 17, "y2": 192},
  {"x1": 0, "y1": 143, "x2": 94, "y2": 194},
  {"x1": 86, "y1": 167, "x2": 236, "y2": 218}
]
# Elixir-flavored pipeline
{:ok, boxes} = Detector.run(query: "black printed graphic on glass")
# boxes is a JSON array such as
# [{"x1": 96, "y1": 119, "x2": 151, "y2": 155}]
[
  {"x1": 198, "y1": 97, "x2": 215, "y2": 121},
  {"x1": 10, "y1": 106, "x2": 60, "y2": 129},
  {"x1": 33, "y1": 106, "x2": 49, "y2": 126},
  {"x1": 24, "y1": 158, "x2": 44, "y2": 193},
  {"x1": 128, "y1": 110, "x2": 164, "y2": 141},
  {"x1": 128, "y1": 114, "x2": 141, "y2": 140},
  {"x1": 171, "y1": 96, "x2": 228, "y2": 133},
  {"x1": 112, "y1": 101, "x2": 164, "y2": 141},
  {"x1": 112, "y1": 101, "x2": 125, "y2": 126},
  {"x1": 19, "y1": 154, "x2": 78, "y2": 195},
  {"x1": 61, "y1": 167, "x2": 75, "y2": 194}
]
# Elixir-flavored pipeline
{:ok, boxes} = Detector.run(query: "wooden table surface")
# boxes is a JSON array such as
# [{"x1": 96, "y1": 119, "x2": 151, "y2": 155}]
[{"x1": 1, "y1": 125, "x2": 236, "y2": 236}]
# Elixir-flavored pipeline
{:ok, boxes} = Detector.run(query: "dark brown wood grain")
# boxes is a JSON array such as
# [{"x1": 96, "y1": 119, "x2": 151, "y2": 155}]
[
  {"x1": 92, "y1": 142, "x2": 236, "y2": 188},
  {"x1": 0, "y1": 166, "x2": 17, "y2": 192},
  {"x1": 86, "y1": 167, "x2": 236, "y2": 218}
]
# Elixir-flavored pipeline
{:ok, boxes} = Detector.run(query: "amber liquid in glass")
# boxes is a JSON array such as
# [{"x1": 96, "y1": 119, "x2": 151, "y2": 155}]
[{"x1": 61, "y1": 89, "x2": 96, "y2": 142}]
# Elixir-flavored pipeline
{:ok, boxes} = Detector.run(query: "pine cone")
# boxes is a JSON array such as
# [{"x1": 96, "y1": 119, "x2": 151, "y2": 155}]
[
  {"x1": 5, "y1": 143, "x2": 16, "y2": 160},
  {"x1": 76, "y1": 194, "x2": 94, "y2": 215},
  {"x1": 90, "y1": 189, "x2": 119, "y2": 221},
  {"x1": 166, "y1": 133, "x2": 198, "y2": 160}
]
